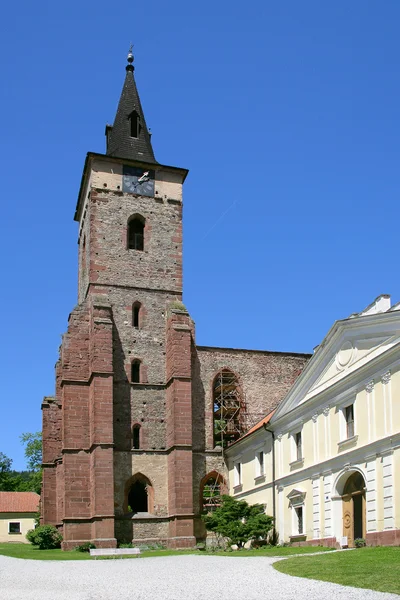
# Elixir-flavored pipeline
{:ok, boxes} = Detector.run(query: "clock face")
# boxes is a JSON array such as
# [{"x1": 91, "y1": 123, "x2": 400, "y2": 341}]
[{"x1": 122, "y1": 166, "x2": 155, "y2": 197}]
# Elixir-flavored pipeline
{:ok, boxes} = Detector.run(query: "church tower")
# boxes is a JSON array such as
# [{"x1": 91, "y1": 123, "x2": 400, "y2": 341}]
[
  {"x1": 41, "y1": 49, "x2": 311, "y2": 551},
  {"x1": 42, "y1": 49, "x2": 196, "y2": 549}
]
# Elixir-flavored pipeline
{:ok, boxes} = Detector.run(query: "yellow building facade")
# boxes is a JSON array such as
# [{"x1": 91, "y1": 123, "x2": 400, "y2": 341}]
[
  {"x1": 226, "y1": 295, "x2": 400, "y2": 547},
  {"x1": 0, "y1": 492, "x2": 39, "y2": 543}
]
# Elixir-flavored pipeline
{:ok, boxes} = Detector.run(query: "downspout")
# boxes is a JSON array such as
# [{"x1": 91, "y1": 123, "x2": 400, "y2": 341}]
[{"x1": 263, "y1": 424, "x2": 276, "y2": 542}]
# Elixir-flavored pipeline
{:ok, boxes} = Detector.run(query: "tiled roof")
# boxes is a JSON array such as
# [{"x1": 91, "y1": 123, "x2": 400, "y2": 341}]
[
  {"x1": 0, "y1": 492, "x2": 40, "y2": 513},
  {"x1": 229, "y1": 411, "x2": 275, "y2": 448},
  {"x1": 245, "y1": 411, "x2": 275, "y2": 437}
]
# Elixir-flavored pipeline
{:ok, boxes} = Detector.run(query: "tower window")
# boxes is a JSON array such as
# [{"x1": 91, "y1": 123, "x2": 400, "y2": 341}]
[
  {"x1": 131, "y1": 360, "x2": 141, "y2": 383},
  {"x1": 132, "y1": 302, "x2": 141, "y2": 328},
  {"x1": 128, "y1": 216, "x2": 145, "y2": 251},
  {"x1": 129, "y1": 111, "x2": 140, "y2": 138},
  {"x1": 132, "y1": 425, "x2": 140, "y2": 449}
]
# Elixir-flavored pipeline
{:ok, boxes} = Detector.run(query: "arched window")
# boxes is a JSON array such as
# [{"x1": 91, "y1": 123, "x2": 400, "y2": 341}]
[
  {"x1": 125, "y1": 473, "x2": 154, "y2": 514},
  {"x1": 129, "y1": 110, "x2": 140, "y2": 138},
  {"x1": 213, "y1": 369, "x2": 242, "y2": 448},
  {"x1": 201, "y1": 472, "x2": 226, "y2": 513},
  {"x1": 132, "y1": 302, "x2": 141, "y2": 328},
  {"x1": 132, "y1": 424, "x2": 140, "y2": 449},
  {"x1": 131, "y1": 360, "x2": 141, "y2": 383},
  {"x1": 128, "y1": 216, "x2": 144, "y2": 251}
]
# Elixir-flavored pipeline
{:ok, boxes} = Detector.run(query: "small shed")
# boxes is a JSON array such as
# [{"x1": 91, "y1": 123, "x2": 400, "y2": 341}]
[{"x1": 0, "y1": 492, "x2": 40, "y2": 543}]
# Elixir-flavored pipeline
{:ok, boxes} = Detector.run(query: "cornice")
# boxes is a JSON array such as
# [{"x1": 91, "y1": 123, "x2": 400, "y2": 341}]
[
  {"x1": 275, "y1": 432, "x2": 400, "y2": 489},
  {"x1": 272, "y1": 349, "x2": 400, "y2": 430}
]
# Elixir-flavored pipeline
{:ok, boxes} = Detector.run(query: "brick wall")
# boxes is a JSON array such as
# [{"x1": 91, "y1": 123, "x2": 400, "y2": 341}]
[
  {"x1": 42, "y1": 152, "x2": 310, "y2": 550},
  {"x1": 194, "y1": 346, "x2": 310, "y2": 451},
  {"x1": 86, "y1": 187, "x2": 182, "y2": 293}
]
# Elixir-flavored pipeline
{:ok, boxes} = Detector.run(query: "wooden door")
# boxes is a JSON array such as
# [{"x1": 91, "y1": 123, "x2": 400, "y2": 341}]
[{"x1": 342, "y1": 494, "x2": 353, "y2": 547}]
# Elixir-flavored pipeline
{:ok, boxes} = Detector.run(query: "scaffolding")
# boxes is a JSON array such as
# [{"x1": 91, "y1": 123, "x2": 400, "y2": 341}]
[
  {"x1": 202, "y1": 475, "x2": 224, "y2": 512},
  {"x1": 213, "y1": 370, "x2": 265, "y2": 449}
]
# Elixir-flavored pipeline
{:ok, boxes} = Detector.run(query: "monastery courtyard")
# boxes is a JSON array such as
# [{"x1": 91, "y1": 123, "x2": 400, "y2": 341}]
[{"x1": 0, "y1": 553, "x2": 397, "y2": 600}]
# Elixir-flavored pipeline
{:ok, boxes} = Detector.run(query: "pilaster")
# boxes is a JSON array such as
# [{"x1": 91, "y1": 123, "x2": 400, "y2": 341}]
[{"x1": 165, "y1": 309, "x2": 196, "y2": 548}]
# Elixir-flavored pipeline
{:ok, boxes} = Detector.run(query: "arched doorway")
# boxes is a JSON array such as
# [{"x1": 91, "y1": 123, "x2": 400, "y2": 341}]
[
  {"x1": 200, "y1": 471, "x2": 227, "y2": 513},
  {"x1": 342, "y1": 471, "x2": 366, "y2": 547},
  {"x1": 125, "y1": 473, "x2": 154, "y2": 515}
]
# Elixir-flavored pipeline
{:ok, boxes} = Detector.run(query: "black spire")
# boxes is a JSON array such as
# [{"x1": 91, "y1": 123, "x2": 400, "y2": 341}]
[{"x1": 106, "y1": 47, "x2": 156, "y2": 163}]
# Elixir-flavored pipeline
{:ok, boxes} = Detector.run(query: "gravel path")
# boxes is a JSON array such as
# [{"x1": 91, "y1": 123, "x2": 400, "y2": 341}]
[{"x1": 0, "y1": 554, "x2": 397, "y2": 600}]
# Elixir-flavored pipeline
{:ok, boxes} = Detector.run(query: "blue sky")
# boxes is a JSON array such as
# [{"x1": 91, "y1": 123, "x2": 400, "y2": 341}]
[{"x1": 1, "y1": 1, "x2": 400, "y2": 469}]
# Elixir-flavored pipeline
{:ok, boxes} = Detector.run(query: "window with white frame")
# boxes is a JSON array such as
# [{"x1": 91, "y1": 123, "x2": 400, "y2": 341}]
[
  {"x1": 255, "y1": 450, "x2": 264, "y2": 478},
  {"x1": 345, "y1": 404, "x2": 354, "y2": 439},
  {"x1": 8, "y1": 522, "x2": 21, "y2": 534},
  {"x1": 287, "y1": 489, "x2": 306, "y2": 537},
  {"x1": 292, "y1": 430, "x2": 302, "y2": 462},
  {"x1": 294, "y1": 506, "x2": 304, "y2": 535},
  {"x1": 234, "y1": 462, "x2": 241, "y2": 487}
]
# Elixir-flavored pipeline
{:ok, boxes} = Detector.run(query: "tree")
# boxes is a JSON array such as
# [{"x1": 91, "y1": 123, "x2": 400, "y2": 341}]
[
  {"x1": 20, "y1": 432, "x2": 42, "y2": 494},
  {"x1": 0, "y1": 452, "x2": 19, "y2": 491},
  {"x1": 203, "y1": 495, "x2": 274, "y2": 548},
  {"x1": 21, "y1": 432, "x2": 42, "y2": 471}
]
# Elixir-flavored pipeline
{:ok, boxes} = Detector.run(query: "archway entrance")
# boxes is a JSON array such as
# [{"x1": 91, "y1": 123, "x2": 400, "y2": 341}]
[
  {"x1": 342, "y1": 472, "x2": 366, "y2": 547},
  {"x1": 128, "y1": 480, "x2": 147, "y2": 513},
  {"x1": 125, "y1": 474, "x2": 154, "y2": 515}
]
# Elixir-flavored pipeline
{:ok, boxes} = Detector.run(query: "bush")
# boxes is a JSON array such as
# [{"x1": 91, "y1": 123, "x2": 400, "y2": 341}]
[
  {"x1": 203, "y1": 495, "x2": 274, "y2": 548},
  {"x1": 354, "y1": 538, "x2": 366, "y2": 548},
  {"x1": 75, "y1": 542, "x2": 96, "y2": 552},
  {"x1": 26, "y1": 525, "x2": 62, "y2": 549}
]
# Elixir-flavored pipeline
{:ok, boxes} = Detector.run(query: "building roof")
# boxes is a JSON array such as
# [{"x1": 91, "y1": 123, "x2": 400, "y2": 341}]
[
  {"x1": 0, "y1": 492, "x2": 40, "y2": 513},
  {"x1": 106, "y1": 49, "x2": 156, "y2": 163},
  {"x1": 227, "y1": 411, "x2": 275, "y2": 449},
  {"x1": 197, "y1": 345, "x2": 311, "y2": 358},
  {"x1": 245, "y1": 411, "x2": 275, "y2": 436}
]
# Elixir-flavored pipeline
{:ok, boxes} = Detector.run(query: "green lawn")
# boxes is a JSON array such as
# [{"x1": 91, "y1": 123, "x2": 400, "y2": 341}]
[
  {"x1": 0, "y1": 543, "x2": 332, "y2": 561},
  {"x1": 274, "y1": 547, "x2": 400, "y2": 595},
  {"x1": 0, "y1": 543, "x2": 91, "y2": 560},
  {"x1": 201, "y1": 546, "x2": 333, "y2": 557}
]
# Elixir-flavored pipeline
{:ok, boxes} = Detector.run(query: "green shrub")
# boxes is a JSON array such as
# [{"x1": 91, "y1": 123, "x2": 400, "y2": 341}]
[
  {"x1": 75, "y1": 542, "x2": 96, "y2": 552},
  {"x1": 203, "y1": 495, "x2": 273, "y2": 548},
  {"x1": 26, "y1": 525, "x2": 62, "y2": 549},
  {"x1": 167, "y1": 300, "x2": 187, "y2": 315},
  {"x1": 355, "y1": 538, "x2": 366, "y2": 548}
]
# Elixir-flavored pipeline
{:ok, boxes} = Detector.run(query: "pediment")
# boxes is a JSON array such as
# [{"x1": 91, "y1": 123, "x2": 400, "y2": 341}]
[
  {"x1": 287, "y1": 488, "x2": 305, "y2": 500},
  {"x1": 272, "y1": 309, "x2": 400, "y2": 421},
  {"x1": 307, "y1": 335, "x2": 394, "y2": 397},
  {"x1": 287, "y1": 489, "x2": 306, "y2": 504}
]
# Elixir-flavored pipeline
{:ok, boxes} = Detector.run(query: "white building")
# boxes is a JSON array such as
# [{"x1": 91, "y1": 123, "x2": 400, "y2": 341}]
[{"x1": 225, "y1": 295, "x2": 400, "y2": 547}]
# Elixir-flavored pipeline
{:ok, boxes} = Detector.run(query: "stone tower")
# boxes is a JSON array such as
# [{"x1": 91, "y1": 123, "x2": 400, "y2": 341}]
[
  {"x1": 41, "y1": 50, "x2": 311, "y2": 550},
  {"x1": 42, "y1": 49, "x2": 197, "y2": 549}
]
